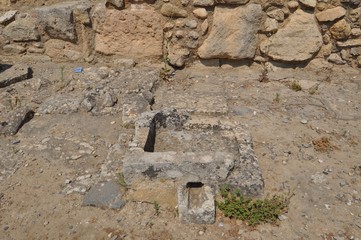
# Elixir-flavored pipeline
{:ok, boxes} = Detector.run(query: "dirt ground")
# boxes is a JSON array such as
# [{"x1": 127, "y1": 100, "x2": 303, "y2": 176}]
[{"x1": 0, "y1": 57, "x2": 360, "y2": 240}]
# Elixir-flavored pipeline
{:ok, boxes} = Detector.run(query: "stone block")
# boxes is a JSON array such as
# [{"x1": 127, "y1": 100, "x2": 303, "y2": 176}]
[
  {"x1": 93, "y1": 4, "x2": 164, "y2": 58},
  {"x1": 178, "y1": 183, "x2": 215, "y2": 224}
]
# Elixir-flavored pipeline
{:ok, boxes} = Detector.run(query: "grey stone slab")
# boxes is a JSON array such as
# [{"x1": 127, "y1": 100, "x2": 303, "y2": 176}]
[
  {"x1": 0, "y1": 64, "x2": 31, "y2": 88},
  {"x1": 123, "y1": 151, "x2": 235, "y2": 185},
  {"x1": 0, "y1": 107, "x2": 34, "y2": 136},
  {"x1": 83, "y1": 181, "x2": 126, "y2": 209}
]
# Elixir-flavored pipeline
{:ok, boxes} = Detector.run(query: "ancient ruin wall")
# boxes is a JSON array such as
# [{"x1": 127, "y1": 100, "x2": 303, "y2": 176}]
[{"x1": 1, "y1": 0, "x2": 361, "y2": 68}]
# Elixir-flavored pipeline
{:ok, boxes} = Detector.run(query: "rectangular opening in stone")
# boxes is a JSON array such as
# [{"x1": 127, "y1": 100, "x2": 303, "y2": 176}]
[
  {"x1": 144, "y1": 126, "x2": 239, "y2": 154},
  {"x1": 187, "y1": 182, "x2": 205, "y2": 209}
]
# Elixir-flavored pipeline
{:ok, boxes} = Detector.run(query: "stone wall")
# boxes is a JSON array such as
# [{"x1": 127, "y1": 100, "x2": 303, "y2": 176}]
[{"x1": 1, "y1": 0, "x2": 361, "y2": 68}]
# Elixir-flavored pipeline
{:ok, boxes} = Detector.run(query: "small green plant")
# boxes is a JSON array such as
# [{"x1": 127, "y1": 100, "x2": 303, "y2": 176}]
[
  {"x1": 217, "y1": 186, "x2": 293, "y2": 226},
  {"x1": 117, "y1": 173, "x2": 129, "y2": 191},
  {"x1": 290, "y1": 80, "x2": 302, "y2": 92},
  {"x1": 153, "y1": 201, "x2": 160, "y2": 216},
  {"x1": 60, "y1": 65, "x2": 65, "y2": 81},
  {"x1": 8, "y1": 96, "x2": 21, "y2": 110},
  {"x1": 273, "y1": 93, "x2": 281, "y2": 103}
]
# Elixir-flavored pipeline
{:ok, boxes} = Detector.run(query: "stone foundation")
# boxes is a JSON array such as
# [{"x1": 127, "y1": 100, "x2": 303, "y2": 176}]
[{"x1": 1, "y1": 0, "x2": 361, "y2": 68}]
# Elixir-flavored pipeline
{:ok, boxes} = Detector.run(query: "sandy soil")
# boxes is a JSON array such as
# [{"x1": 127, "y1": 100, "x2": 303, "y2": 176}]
[{"x1": 0, "y1": 59, "x2": 360, "y2": 240}]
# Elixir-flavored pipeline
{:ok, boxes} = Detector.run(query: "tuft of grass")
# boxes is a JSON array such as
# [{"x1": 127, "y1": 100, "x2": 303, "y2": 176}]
[
  {"x1": 153, "y1": 201, "x2": 160, "y2": 216},
  {"x1": 217, "y1": 186, "x2": 293, "y2": 226},
  {"x1": 273, "y1": 93, "x2": 281, "y2": 104},
  {"x1": 117, "y1": 173, "x2": 129, "y2": 191},
  {"x1": 60, "y1": 65, "x2": 65, "y2": 82},
  {"x1": 290, "y1": 80, "x2": 302, "y2": 92},
  {"x1": 312, "y1": 136, "x2": 334, "y2": 152}
]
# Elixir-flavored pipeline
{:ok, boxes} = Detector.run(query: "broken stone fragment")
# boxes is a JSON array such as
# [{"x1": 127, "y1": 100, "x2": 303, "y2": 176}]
[
  {"x1": 330, "y1": 19, "x2": 351, "y2": 40},
  {"x1": 193, "y1": 0, "x2": 214, "y2": 7},
  {"x1": 299, "y1": 0, "x2": 316, "y2": 8},
  {"x1": 0, "y1": 64, "x2": 31, "y2": 88},
  {"x1": 315, "y1": 6, "x2": 346, "y2": 22},
  {"x1": 215, "y1": 0, "x2": 249, "y2": 5},
  {"x1": 160, "y1": 3, "x2": 188, "y2": 18},
  {"x1": 0, "y1": 107, "x2": 34, "y2": 136},
  {"x1": 105, "y1": 0, "x2": 124, "y2": 9},
  {"x1": 0, "y1": 10, "x2": 17, "y2": 25},
  {"x1": 3, "y1": 17, "x2": 39, "y2": 42},
  {"x1": 193, "y1": 8, "x2": 208, "y2": 19},
  {"x1": 260, "y1": 9, "x2": 322, "y2": 62}
]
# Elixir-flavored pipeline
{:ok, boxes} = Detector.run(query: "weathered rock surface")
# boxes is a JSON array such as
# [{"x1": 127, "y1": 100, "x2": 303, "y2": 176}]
[
  {"x1": 330, "y1": 19, "x2": 351, "y2": 40},
  {"x1": 93, "y1": 5, "x2": 163, "y2": 58},
  {"x1": 3, "y1": 17, "x2": 39, "y2": 41},
  {"x1": 328, "y1": 53, "x2": 346, "y2": 65},
  {"x1": 123, "y1": 151, "x2": 236, "y2": 185},
  {"x1": 193, "y1": 0, "x2": 214, "y2": 7},
  {"x1": 34, "y1": 2, "x2": 78, "y2": 41},
  {"x1": 0, "y1": 10, "x2": 17, "y2": 25},
  {"x1": 105, "y1": 0, "x2": 124, "y2": 9},
  {"x1": 193, "y1": 8, "x2": 208, "y2": 19},
  {"x1": 178, "y1": 184, "x2": 215, "y2": 224},
  {"x1": 0, "y1": 107, "x2": 34, "y2": 136},
  {"x1": 0, "y1": 64, "x2": 31, "y2": 88},
  {"x1": 261, "y1": 9, "x2": 322, "y2": 62},
  {"x1": 198, "y1": 4, "x2": 263, "y2": 59},
  {"x1": 262, "y1": 17, "x2": 278, "y2": 33},
  {"x1": 83, "y1": 182, "x2": 126, "y2": 209},
  {"x1": 299, "y1": 0, "x2": 316, "y2": 8},
  {"x1": 38, "y1": 94, "x2": 83, "y2": 114},
  {"x1": 337, "y1": 39, "x2": 361, "y2": 47},
  {"x1": 215, "y1": 0, "x2": 250, "y2": 5},
  {"x1": 315, "y1": 6, "x2": 346, "y2": 22},
  {"x1": 160, "y1": 3, "x2": 188, "y2": 18}
]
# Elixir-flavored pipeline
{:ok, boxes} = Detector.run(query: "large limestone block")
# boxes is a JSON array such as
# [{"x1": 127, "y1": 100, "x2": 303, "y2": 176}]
[
  {"x1": 3, "y1": 17, "x2": 39, "y2": 41},
  {"x1": 260, "y1": 9, "x2": 322, "y2": 62},
  {"x1": 198, "y1": 4, "x2": 263, "y2": 60},
  {"x1": 34, "y1": 2, "x2": 78, "y2": 41},
  {"x1": 93, "y1": 5, "x2": 164, "y2": 58}
]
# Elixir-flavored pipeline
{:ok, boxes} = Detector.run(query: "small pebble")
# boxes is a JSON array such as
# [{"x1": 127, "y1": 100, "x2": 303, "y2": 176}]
[
  {"x1": 198, "y1": 231, "x2": 204, "y2": 235},
  {"x1": 278, "y1": 214, "x2": 288, "y2": 221},
  {"x1": 324, "y1": 204, "x2": 331, "y2": 210},
  {"x1": 300, "y1": 119, "x2": 308, "y2": 124},
  {"x1": 44, "y1": 221, "x2": 49, "y2": 226},
  {"x1": 3, "y1": 225, "x2": 9, "y2": 231},
  {"x1": 12, "y1": 140, "x2": 20, "y2": 144},
  {"x1": 339, "y1": 181, "x2": 347, "y2": 187}
]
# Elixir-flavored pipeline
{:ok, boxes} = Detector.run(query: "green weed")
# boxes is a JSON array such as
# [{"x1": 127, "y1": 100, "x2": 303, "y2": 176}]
[
  {"x1": 290, "y1": 80, "x2": 302, "y2": 92},
  {"x1": 117, "y1": 173, "x2": 129, "y2": 191},
  {"x1": 217, "y1": 186, "x2": 293, "y2": 226},
  {"x1": 153, "y1": 201, "x2": 160, "y2": 216},
  {"x1": 273, "y1": 93, "x2": 281, "y2": 103}
]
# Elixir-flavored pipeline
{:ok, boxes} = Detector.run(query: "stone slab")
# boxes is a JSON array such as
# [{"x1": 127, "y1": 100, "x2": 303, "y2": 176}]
[
  {"x1": 0, "y1": 64, "x2": 31, "y2": 88},
  {"x1": 123, "y1": 151, "x2": 236, "y2": 185},
  {"x1": 93, "y1": 5, "x2": 163, "y2": 58},
  {"x1": 83, "y1": 181, "x2": 126, "y2": 209},
  {"x1": 198, "y1": 4, "x2": 263, "y2": 59}
]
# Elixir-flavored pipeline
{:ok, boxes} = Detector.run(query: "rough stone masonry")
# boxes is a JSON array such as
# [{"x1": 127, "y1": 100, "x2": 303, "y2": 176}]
[{"x1": 1, "y1": 0, "x2": 361, "y2": 68}]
